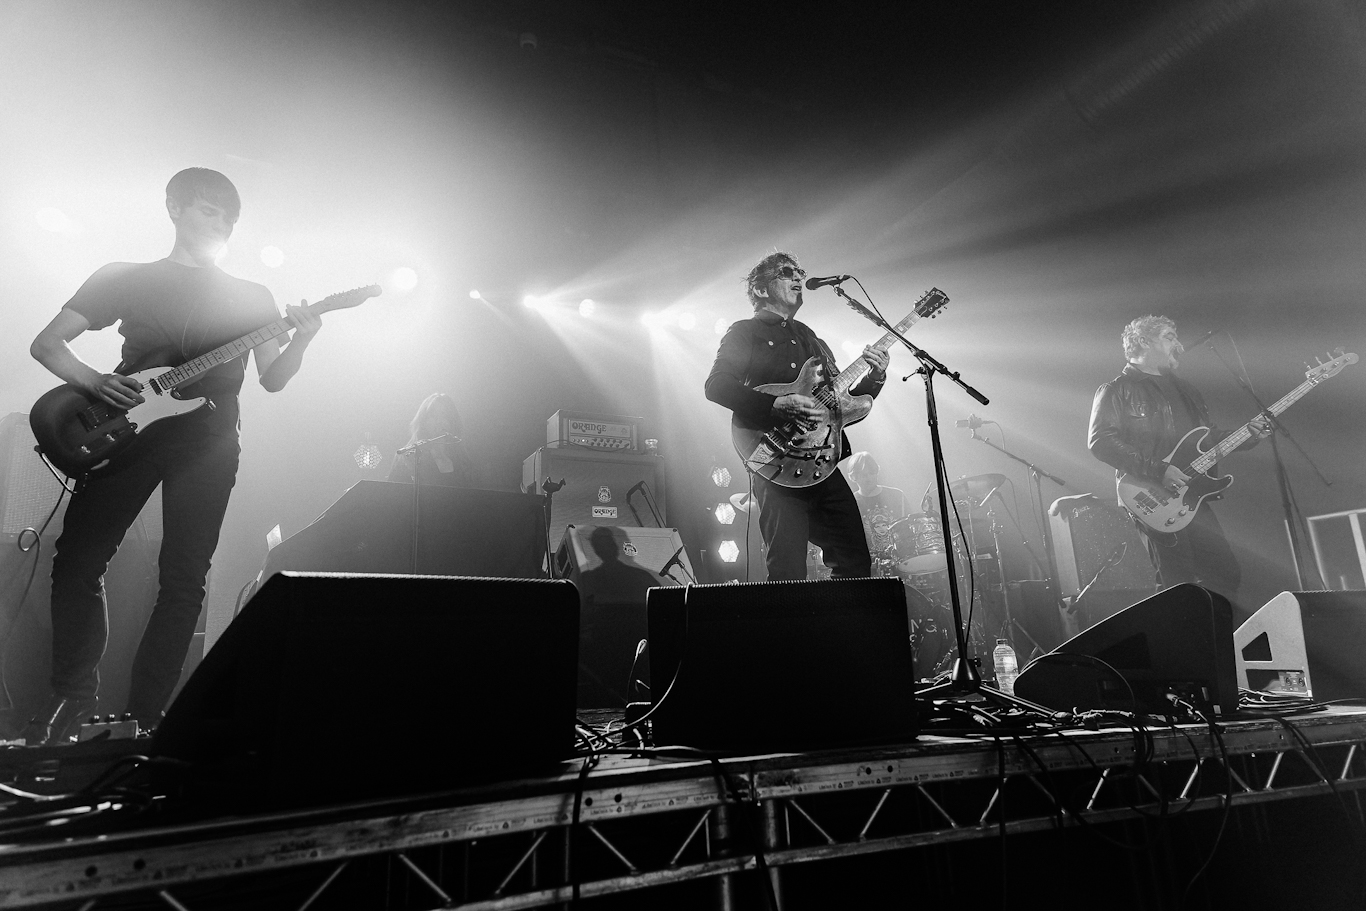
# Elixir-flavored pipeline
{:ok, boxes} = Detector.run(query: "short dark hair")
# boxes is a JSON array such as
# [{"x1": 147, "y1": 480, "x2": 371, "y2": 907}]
[
  {"x1": 744, "y1": 251, "x2": 799, "y2": 309},
  {"x1": 166, "y1": 168, "x2": 241, "y2": 221}
]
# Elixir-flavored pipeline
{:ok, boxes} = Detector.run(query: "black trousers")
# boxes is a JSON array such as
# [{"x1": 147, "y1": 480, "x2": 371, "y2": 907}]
[
  {"x1": 49, "y1": 421, "x2": 239, "y2": 721},
  {"x1": 1139, "y1": 504, "x2": 1240, "y2": 600},
  {"x1": 752, "y1": 468, "x2": 872, "y2": 582}
]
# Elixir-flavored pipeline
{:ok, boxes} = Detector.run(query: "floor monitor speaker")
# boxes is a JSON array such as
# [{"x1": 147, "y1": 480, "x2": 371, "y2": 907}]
[
  {"x1": 646, "y1": 578, "x2": 917, "y2": 753},
  {"x1": 152, "y1": 572, "x2": 579, "y2": 808},
  {"x1": 1013, "y1": 583, "x2": 1237, "y2": 716},
  {"x1": 1235, "y1": 590, "x2": 1366, "y2": 701}
]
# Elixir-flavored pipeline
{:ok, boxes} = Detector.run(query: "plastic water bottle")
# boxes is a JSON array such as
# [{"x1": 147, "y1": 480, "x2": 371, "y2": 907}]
[{"x1": 993, "y1": 639, "x2": 1018, "y2": 695}]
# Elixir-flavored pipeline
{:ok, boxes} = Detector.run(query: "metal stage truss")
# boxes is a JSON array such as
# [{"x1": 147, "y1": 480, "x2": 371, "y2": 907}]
[{"x1": 4, "y1": 708, "x2": 1366, "y2": 908}]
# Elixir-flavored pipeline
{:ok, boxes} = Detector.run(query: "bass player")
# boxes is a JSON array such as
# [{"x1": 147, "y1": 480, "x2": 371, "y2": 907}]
[
  {"x1": 1088, "y1": 315, "x2": 1269, "y2": 600},
  {"x1": 704, "y1": 251, "x2": 889, "y2": 581},
  {"x1": 24, "y1": 168, "x2": 323, "y2": 744}
]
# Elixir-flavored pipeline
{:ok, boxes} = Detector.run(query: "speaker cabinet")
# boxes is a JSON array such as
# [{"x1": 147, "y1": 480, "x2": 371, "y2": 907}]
[
  {"x1": 1014, "y1": 583, "x2": 1237, "y2": 716},
  {"x1": 152, "y1": 573, "x2": 580, "y2": 808},
  {"x1": 1049, "y1": 494, "x2": 1156, "y2": 599},
  {"x1": 1235, "y1": 590, "x2": 1366, "y2": 701},
  {"x1": 646, "y1": 578, "x2": 917, "y2": 753},
  {"x1": 522, "y1": 447, "x2": 666, "y2": 549},
  {"x1": 556, "y1": 525, "x2": 693, "y2": 708}
]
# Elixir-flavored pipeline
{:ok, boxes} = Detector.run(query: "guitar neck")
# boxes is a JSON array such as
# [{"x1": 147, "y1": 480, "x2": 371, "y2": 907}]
[
  {"x1": 154, "y1": 315, "x2": 300, "y2": 391},
  {"x1": 834, "y1": 308, "x2": 924, "y2": 394},
  {"x1": 1188, "y1": 378, "x2": 1311, "y2": 472}
]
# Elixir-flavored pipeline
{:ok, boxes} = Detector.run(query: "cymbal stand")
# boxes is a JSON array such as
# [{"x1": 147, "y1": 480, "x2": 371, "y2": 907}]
[{"x1": 835, "y1": 287, "x2": 1049, "y2": 711}]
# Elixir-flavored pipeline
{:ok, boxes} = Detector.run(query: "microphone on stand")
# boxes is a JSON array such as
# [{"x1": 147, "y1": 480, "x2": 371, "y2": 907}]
[
  {"x1": 1181, "y1": 329, "x2": 1218, "y2": 351},
  {"x1": 804, "y1": 274, "x2": 852, "y2": 290},
  {"x1": 955, "y1": 414, "x2": 985, "y2": 430}
]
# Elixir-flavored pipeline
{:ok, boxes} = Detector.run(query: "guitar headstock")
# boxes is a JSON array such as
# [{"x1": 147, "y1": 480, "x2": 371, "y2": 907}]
[
  {"x1": 312, "y1": 284, "x2": 384, "y2": 314},
  {"x1": 915, "y1": 288, "x2": 950, "y2": 320},
  {"x1": 1306, "y1": 349, "x2": 1357, "y2": 382}
]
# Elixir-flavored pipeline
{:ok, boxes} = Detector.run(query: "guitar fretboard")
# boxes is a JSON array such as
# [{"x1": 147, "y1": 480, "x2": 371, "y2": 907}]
[
  {"x1": 153, "y1": 318, "x2": 296, "y2": 391},
  {"x1": 833, "y1": 289, "x2": 948, "y2": 396},
  {"x1": 1188, "y1": 370, "x2": 1332, "y2": 473}
]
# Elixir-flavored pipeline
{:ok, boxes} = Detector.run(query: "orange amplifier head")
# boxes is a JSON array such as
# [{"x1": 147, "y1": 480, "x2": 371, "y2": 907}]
[{"x1": 546, "y1": 410, "x2": 645, "y2": 452}]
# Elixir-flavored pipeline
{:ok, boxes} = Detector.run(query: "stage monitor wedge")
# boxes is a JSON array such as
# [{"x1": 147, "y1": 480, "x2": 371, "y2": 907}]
[
  {"x1": 647, "y1": 578, "x2": 917, "y2": 754},
  {"x1": 1235, "y1": 590, "x2": 1366, "y2": 702},
  {"x1": 1013, "y1": 584, "x2": 1237, "y2": 716},
  {"x1": 153, "y1": 572, "x2": 580, "y2": 809}
]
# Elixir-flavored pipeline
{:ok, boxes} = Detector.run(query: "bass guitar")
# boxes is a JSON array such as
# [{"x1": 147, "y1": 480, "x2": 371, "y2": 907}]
[
  {"x1": 31, "y1": 284, "x2": 382, "y2": 477},
  {"x1": 732, "y1": 288, "x2": 949, "y2": 488},
  {"x1": 1119, "y1": 349, "x2": 1356, "y2": 532}
]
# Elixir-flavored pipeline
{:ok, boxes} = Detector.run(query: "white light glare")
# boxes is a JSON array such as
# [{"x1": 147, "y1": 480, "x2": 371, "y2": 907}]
[
  {"x1": 392, "y1": 267, "x2": 419, "y2": 291},
  {"x1": 35, "y1": 207, "x2": 71, "y2": 232},
  {"x1": 841, "y1": 340, "x2": 861, "y2": 358},
  {"x1": 469, "y1": 289, "x2": 482, "y2": 300},
  {"x1": 641, "y1": 311, "x2": 661, "y2": 330},
  {"x1": 677, "y1": 312, "x2": 697, "y2": 331},
  {"x1": 579, "y1": 299, "x2": 595, "y2": 317},
  {"x1": 714, "y1": 317, "x2": 728, "y2": 335},
  {"x1": 714, "y1": 503, "x2": 736, "y2": 525},
  {"x1": 260, "y1": 246, "x2": 285, "y2": 268},
  {"x1": 717, "y1": 540, "x2": 741, "y2": 563},
  {"x1": 710, "y1": 466, "x2": 732, "y2": 488}
]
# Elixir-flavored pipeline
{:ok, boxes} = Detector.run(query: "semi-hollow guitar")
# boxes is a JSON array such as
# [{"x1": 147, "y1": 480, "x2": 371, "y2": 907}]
[
  {"x1": 31, "y1": 284, "x2": 382, "y2": 477},
  {"x1": 732, "y1": 288, "x2": 949, "y2": 488},
  {"x1": 1119, "y1": 350, "x2": 1356, "y2": 532}
]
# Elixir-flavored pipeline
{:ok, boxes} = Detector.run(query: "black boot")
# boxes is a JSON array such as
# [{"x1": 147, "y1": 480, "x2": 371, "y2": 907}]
[{"x1": 21, "y1": 694, "x2": 99, "y2": 746}]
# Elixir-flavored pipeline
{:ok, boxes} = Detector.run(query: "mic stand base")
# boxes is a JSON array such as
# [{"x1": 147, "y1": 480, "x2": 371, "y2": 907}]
[{"x1": 916, "y1": 659, "x2": 1055, "y2": 715}]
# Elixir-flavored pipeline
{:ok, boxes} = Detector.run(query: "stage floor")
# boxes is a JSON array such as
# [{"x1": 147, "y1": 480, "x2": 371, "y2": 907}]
[{"x1": 2, "y1": 704, "x2": 1365, "y2": 908}]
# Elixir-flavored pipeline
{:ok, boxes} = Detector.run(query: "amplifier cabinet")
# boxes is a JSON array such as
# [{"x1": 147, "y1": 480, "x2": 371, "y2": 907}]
[
  {"x1": 1049, "y1": 494, "x2": 1156, "y2": 598},
  {"x1": 522, "y1": 447, "x2": 666, "y2": 550}
]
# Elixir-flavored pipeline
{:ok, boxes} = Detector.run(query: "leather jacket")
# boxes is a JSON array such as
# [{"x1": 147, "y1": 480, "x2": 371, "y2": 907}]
[{"x1": 1088, "y1": 363, "x2": 1216, "y2": 484}]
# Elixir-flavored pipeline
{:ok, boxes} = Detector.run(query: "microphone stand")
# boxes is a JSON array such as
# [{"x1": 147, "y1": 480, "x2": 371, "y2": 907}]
[
  {"x1": 396, "y1": 433, "x2": 460, "y2": 574},
  {"x1": 835, "y1": 287, "x2": 1050, "y2": 713},
  {"x1": 964, "y1": 429, "x2": 1070, "y2": 621},
  {"x1": 1200, "y1": 337, "x2": 1329, "y2": 588}
]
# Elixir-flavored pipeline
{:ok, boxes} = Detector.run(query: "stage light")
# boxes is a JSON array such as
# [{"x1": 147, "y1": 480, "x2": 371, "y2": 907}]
[
  {"x1": 35, "y1": 207, "x2": 70, "y2": 232},
  {"x1": 717, "y1": 540, "x2": 740, "y2": 563},
  {"x1": 469, "y1": 289, "x2": 482, "y2": 300},
  {"x1": 579, "y1": 298, "x2": 595, "y2": 317},
  {"x1": 260, "y1": 246, "x2": 284, "y2": 268},
  {"x1": 353, "y1": 434, "x2": 383, "y2": 470},
  {"x1": 714, "y1": 502, "x2": 736, "y2": 525},
  {"x1": 641, "y1": 311, "x2": 661, "y2": 330},
  {"x1": 710, "y1": 466, "x2": 732, "y2": 488},
  {"x1": 392, "y1": 267, "x2": 418, "y2": 292},
  {"x1": 677, "y1": 312, "x2": 697, "y2": 331},
  {"x1": 715, "y1": 317, "x2": 728, "y2": 335}
]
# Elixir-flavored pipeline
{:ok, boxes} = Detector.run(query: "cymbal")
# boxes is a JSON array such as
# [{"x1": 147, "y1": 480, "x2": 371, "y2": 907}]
[{"x1": 948, "y1": 473, "x2": 1007, "y2": 504}]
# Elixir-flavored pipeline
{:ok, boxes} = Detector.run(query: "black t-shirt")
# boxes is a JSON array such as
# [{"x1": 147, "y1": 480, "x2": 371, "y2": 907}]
[
  {"x1": 1149, "y1": 371, "x2": 1200, "y2": 438},
  {"x1": 64, "y1": 259, "x2": 280, "y2": 437}
]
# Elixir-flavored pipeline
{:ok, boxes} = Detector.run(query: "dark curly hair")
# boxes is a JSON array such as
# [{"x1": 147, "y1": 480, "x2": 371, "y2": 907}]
[{"x1": 744, "y1": 251, "x2": 800, "y2": 309}]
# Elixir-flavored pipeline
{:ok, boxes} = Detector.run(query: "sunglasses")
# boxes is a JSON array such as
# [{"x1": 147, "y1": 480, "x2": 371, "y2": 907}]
[{"x1": 772, "y1": 264, "x2": 807, "y2": 280}]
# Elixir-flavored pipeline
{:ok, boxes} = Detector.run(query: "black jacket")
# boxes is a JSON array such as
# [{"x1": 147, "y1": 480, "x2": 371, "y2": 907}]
[{"x1": 1088, "y1": 363, "x2": 1220, "y2": 483}]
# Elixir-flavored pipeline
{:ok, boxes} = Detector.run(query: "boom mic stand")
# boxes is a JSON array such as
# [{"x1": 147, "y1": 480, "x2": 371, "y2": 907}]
[
  {"x1": 834, "y1": 287, "x2": 1050, "y2": 711},
  {"x1": 396, "y1": 433, "x2": 461, "y2": 574}
]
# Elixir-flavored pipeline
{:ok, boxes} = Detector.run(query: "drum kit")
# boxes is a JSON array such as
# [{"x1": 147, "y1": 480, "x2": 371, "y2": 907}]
[{"x1": 882, "y1": 473, "x2": 1008, "y2": 676}]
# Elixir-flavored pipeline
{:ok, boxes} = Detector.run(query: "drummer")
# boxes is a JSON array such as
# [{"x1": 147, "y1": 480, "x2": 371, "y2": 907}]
[{"x1": 845, "y1": 452, "x2": 910, "y2": 570}]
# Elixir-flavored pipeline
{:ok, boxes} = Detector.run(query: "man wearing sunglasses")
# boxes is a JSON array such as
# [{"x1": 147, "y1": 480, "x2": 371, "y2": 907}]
[{"x1": 705, "y1": 251, "x2": 890, "y2": 581}]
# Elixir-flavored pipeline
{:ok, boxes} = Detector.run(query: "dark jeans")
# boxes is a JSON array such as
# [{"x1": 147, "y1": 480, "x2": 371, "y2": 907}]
[
  {"x1": 49, "y1": 422, "x2": 239, "y2": 720},
  {"x1": 753, "y1": 468, "x2": 872, "y2": 582},
  {"x1": 1139, "y1": 504, "x2": 1240, "y2": 599}
]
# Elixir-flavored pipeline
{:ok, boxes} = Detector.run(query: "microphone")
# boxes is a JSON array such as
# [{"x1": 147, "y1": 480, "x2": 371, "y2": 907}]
[
  {"x1": 804, "y1": 274, "x2": 852, "y2": 290},
  {"x1": 1181, "y1": 329, "x2": 1217, "y2": 350},
  {"x1": 659, "y1": 544, "x2": 686, "y2": 579},
  {"x1": 955, "y1": 414, "x2": 985, "y2": 429}
]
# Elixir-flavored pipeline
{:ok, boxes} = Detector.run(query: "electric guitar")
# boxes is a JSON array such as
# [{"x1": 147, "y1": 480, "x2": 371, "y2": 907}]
[
  {"x1": 732, "y1": 288, "x2": 949, "y2": 488},
  {"x1": 1118, "y1": 350, "x2": 1356, "y2": 532},
  {"x1": 31, "y1": 284, "x2": 382, "y2": 477}
]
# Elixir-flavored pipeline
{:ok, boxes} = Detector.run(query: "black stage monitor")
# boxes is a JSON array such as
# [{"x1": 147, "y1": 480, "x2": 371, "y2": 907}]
[
  {"x1": 1013, "y1": 583, "x2": 1237, "y2": 716},
  {"x1": 646, "y1": 578, "x2": 917, "y2": 753},
  {"x1": 153, "y1": 572, "x2": 579, "y2": 808}
]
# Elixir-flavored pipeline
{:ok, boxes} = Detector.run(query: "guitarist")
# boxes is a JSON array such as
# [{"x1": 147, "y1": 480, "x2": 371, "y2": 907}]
[
  {"x1": 23, "y1": 168, "x2": 323, "y2": 744},
  {"x1": 704, "y1": 252, "x2": 889, "y2": 582},
  {"x1": 1087, "y1": 315, "x2": 1269, "y2": 598}
]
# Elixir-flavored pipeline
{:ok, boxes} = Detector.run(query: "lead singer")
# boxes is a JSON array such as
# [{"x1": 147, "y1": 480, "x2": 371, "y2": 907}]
[{"x1": 705, "y1": 252, "x2": 889, "y2": 581}]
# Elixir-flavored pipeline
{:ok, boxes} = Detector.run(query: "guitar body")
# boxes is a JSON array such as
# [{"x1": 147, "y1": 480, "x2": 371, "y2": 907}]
[
  {"x1": 731, "y1": 356, "x2": 874, "y2": 488},
  {"x1": 1117, "y1": 427, "x2": 1233, "y2": 533},
  {"x1": 31, "y1": 368, "x2": 208, "y2": 476}
]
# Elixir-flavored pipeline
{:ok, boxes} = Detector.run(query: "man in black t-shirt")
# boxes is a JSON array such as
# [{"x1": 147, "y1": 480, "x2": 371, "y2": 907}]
[
  {"x1": 1088, "y1": 315, "x2": 1269, "y2": 599},
  {"x1": 845, "y1": 451, "x2": 909, "y2": 569},
  {"x1": 25, "y1": 168, "x2": 323, "y2": 744},
  {"x1": 704, "y1": 252, "x2": 889, "y2": 581}
]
